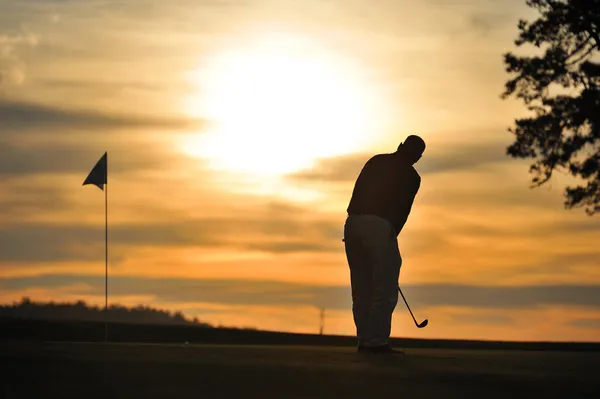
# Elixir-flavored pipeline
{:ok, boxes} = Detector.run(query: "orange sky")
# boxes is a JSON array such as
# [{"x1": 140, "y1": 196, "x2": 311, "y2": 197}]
[{"x1": 1, "y1": 0, "x2": 599, "y2": 342}]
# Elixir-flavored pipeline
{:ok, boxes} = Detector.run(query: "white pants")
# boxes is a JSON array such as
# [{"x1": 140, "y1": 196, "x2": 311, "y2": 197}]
[{"x1": 344, "y1": 214, "x2": 401, "y2": 347}]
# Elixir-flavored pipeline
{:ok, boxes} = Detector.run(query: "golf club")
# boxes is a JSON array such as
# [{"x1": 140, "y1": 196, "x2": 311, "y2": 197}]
[{"x1": 398, "y1": 285, "x2": 428, "y2": 328}]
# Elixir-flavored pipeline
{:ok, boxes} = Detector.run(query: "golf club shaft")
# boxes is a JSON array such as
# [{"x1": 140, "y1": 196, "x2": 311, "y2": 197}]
[{"x1": 398, "y1": 285, "x2": 420, "y2": 327}]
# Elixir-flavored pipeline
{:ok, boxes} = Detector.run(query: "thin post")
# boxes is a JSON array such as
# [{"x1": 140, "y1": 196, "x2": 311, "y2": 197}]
[
  {"x1": 319, "y1": 308, "x2": 325, "y2": 335},
  {"x1": 104, "y1": 161, "x2": 108, "y2": 342}
]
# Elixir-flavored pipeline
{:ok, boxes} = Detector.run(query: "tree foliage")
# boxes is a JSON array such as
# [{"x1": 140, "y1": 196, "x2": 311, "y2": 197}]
[
  {"x1": 502, "y1": 0, "x2": 600, "y2": 215},
  {"x1": 0, "y1": 297, "x2": 213, "y2": 327}
]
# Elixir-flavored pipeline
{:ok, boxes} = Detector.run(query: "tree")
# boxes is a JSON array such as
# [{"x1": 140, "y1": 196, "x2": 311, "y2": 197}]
[{"x1": 502, "y1": 0, "x2": 600, "y2": 215}]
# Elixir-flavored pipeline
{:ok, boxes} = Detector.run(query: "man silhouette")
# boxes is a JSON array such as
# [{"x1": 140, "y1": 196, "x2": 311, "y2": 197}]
[{"x1": 344, "y1": 135, "x2": 425, "y2": 354}]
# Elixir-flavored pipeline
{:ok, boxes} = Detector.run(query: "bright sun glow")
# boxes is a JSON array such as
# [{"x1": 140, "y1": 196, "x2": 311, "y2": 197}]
[{"x1": 181, "y1": 35, "x2": 388, "y2": 177}]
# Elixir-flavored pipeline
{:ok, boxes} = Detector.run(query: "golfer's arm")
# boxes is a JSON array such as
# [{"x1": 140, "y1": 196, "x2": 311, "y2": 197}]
[{"x1": 393, "y1": 177, "x2": 421, "y2": 234}]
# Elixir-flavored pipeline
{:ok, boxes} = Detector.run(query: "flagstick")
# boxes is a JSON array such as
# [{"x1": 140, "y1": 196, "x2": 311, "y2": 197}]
[
  {"x1": 104, "y1": 161, "x2": 108, "y2": 342},
  {"x1": 82, "y1": 152, "x2": 109, "y2": 342}
]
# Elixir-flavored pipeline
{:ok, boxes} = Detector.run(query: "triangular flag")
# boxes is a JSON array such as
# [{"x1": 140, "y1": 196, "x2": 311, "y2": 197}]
[{"x1": 83, "y1": 152, "x2": 107, "y2": 190}]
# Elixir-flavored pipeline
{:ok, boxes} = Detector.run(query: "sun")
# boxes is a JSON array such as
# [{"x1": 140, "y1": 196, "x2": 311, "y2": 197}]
[{"x1": 181, "y1": 34, "x2": 387, "y2": 177}]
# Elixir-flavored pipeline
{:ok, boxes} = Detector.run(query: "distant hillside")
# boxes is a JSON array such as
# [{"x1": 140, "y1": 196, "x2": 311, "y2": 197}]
[{"x1": 0, "y1": 297, "x2": 213, "y2": 327}]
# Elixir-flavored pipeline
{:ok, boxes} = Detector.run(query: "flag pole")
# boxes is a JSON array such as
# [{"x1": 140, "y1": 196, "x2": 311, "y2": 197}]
[
  {"x1": 104, "y1": 154, "x2": 108, "y2": 342},
  {"x1": 82, "y1": 151, "x2": 109, "y2": 342}
]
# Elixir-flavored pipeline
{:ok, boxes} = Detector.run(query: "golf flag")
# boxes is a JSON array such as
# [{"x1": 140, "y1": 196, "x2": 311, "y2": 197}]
[{"x1": 83, "y1": 152, "x2": 107, "y2": 190}]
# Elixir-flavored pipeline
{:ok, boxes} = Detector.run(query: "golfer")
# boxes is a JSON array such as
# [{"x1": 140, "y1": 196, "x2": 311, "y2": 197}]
[{"x1": 344, "y1": 135, "x2": 425, "y2": 354}]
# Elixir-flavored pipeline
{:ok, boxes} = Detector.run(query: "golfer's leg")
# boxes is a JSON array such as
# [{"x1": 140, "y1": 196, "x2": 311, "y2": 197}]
[
  {"x1": 344, "y1": 217, "x2": 373, "y2": 345},
  {"x1": 364, "y1": 224, "x2": 401, "y2": 347}
]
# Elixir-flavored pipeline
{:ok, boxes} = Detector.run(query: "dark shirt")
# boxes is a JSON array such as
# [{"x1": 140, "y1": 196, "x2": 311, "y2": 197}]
[{"x1": 347, "y1": 152, "x2": 421, "y2": 235}]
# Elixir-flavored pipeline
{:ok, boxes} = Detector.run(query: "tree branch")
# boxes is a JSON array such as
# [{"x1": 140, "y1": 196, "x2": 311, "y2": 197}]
[
  {"x1": 531, "y1": 173, "x2": 553, "y2": 188},
  {"x1": 565, "y1": 34, "x2": 598, "y2": 65},
  {"x1": 589, "y1": 28, "x2": 600, "y2": 49},
  {"x1": 567, "y1": 44, "x2": 597, "y2": 66},
  {"x1": 565, "y1": 35, "x2": 593, "y2": 62}
]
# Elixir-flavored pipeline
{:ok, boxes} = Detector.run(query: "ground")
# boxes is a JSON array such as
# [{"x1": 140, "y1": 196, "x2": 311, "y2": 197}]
[{"x1": 2, "y1": 341, "x2": 599, "y2": 398}]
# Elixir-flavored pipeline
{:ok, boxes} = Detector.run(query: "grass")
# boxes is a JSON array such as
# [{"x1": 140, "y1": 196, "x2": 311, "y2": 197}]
[
  {"x1": 3, "y1": 316, "x2": 600, "y2": 351},
  {"x1": 2, "y1": 340, "x2": 600, "y2": 398}
]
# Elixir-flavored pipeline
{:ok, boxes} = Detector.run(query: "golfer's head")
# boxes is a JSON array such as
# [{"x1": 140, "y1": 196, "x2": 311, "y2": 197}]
[{"x1": 397, "y1": 135, "x2": 426, "y2": 164}]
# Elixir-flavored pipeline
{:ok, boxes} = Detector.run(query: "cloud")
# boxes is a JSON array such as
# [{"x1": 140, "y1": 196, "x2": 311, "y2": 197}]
[
  {"x1": 0, "y1": 99, "x2": 199, "y2": 132},
  {"x1": 419, "y1": 140, "x2": 512, "y2": 175},
  {"x1": 0, "y1": 181, "x2": 71, "y2": 217},
  {"x1": 0, "y1": 209, "x2": 342, "y2": 262},
  {"x1": 0, "y1": 139, "x2": 188, "y2": 177},
  {"x1": 287, "y1": 153, "x2": 369, "y2": 184},
  {"x1": 2, "y1": 274, "x2": 600, "y2": 311},
  {"x1": 537, "y1": 250, "x2": 600, "y2": 272},
  {"x1": 288, "y1": 139, "x2": 512, "y2": 183},
  {"x1": 432, "y1": 216, "x2": 600, "y2": 242},
  {"x1": 403, "y1": 284, "x2": 600, "y2": 309},
  {"x1": 38, "y1": 78, "x2": 164, "y2": 93},
  {"x1": 0, "y1": 224, "x2": 112, "y2": 263},
  {"x1": 0, "y1": 31, "x2": 38, "y2": 88},
  {"x1": 569, "y1": 319, "x2": 600, "y2": 330},
  {"x1": 0, "y1": 275, "x2": 351, "y2": 309},
  {"x1": 467, "y1": 12, "x2": 513, "y2": 36},
  {"x1": 418, "y1": 0, "x2": 523, "y2": 41},
  {"x1": 449, "y1": 313, "x2": 513, "y2": 326}
]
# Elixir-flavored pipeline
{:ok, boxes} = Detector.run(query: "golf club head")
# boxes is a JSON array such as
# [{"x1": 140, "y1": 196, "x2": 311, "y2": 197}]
[{"x1": 417, "y1": 319, "x2": 428, "y2": 328}]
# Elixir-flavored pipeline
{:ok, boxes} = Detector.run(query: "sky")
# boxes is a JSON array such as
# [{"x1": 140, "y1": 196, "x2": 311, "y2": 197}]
[{"x1": 1, "y1": 0, "x2": 599, "y2": 342}]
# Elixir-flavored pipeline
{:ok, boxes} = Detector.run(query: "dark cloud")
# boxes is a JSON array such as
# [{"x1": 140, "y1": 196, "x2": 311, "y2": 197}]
[
  {"x1": 287, "y1": 153, "x2": 369, "y2": 184},
  {"x1": 0, "y1": 139, "x2": 187, "y2": 176},
  {"x1": 288, "y1": 140, "x2": 512, "y2": 183},
  {"x1": 437, "y1": 218, "x2": 600, "y2": 241},
  {"x1": 0, "y1": 182, "x2": 72, "y2": 216},
  {"x1": 247, "y1": 241, "x2": 336, "y2": 254},
  {"x1": 0, "y1": 213, "x2": 343, "y2": 262},
  {"x1": 468, "y1": 12, "x2": 513, "y2": 36},
  {"x1": 6, "y1": 0, "x2": 128, "y2": 7},
  {"x1": 419, "y1": 141, "x2": 511, "y2": 175},
  {"x1": 449, "y1": 313, "x2": 513, "y2": 326},
  {"x1": 38, "y1": 78, "x2": 164, "y2": 92},
  {"x1": 538, "y1": 250, "x2": 600, "y2": 272},
  {"x1": 0, "y1": 224, "x2": 113, "y2": 263},
  {"x1": 1, "y1": 171, "x2": 595, "y2": 264},
  {"x1": 0, "y1": 275, "x2": 351, "y2": 310},
  {"x1": 553, "y1": 219, "x2": 600, "y2": 234},
  {"x1": 2, "y1": 275, "x2": 600, "y2": 311},
  {"x1": 401, "y1": 284, "x2": 600, "y2": 309},
  {"x1": 569, "y1": 319, "x2": 600, "y2": 330},
  {"x1": 417, "y1": 181, "x2": 564, "y2": 210},
  {"x1": 0, "y1": 99, "x2": 198, "y2": 132}
]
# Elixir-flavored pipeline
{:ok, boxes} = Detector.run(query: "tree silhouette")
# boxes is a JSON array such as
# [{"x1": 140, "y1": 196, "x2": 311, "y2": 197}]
[
  {"x1": 0, "y1": 297, "x2": 213, "y2": 327},
  {"x1": 502, "y1": 0, "x2": 600, "y2": 215}
]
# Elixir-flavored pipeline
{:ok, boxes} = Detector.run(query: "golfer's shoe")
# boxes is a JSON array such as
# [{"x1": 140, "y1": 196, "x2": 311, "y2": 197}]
[{"x1": 357, "y1": 344, "x2": 405, "y2": 355}]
